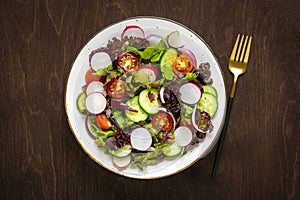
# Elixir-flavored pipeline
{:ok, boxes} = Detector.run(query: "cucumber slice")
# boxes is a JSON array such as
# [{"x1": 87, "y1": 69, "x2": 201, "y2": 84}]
[
  {"x1": 125, "y1": 96, "x2": 148, "y2": 122},
  {"x1": 110, "y1": 145, "x2": 132, "y2": 158},
  {"x1": 162, "y1": 142, "x2": 183, "y2": 158},
  {"x1": 76, "y1": 92, "x2": 87, "y2": 114},
  {"x1": 160, "y1": 48, "x2": 178, "y2": 67},
  {"x1": 138, "y1": 89, "x2": 161, "y2": 114},
  {"x1": 160, "y1": 48, "x2": 178, "y2": 80},
  {"x1": 197, "y1": 92, "x2": 218, "y2": 117},
  {"x1": 202, "y1": 85, "x2": 218, "y2": 98}
]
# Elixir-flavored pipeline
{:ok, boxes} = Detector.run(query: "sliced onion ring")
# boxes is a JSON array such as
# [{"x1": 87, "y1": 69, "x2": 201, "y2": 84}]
[{"x1": 178, "y1": 47, "x2": 197, "y2": 67}]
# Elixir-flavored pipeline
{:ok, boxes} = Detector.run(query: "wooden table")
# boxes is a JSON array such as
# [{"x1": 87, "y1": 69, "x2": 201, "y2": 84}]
[{"x1": 1, "y1": 0, "x2": 299, "y2": 199}]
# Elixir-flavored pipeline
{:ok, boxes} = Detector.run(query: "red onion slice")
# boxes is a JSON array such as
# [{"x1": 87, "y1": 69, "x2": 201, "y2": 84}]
[
  {"x1": 178, "y1": 47, "x2": 197, "y2": 67},
  {"x1": 145, "y1": 34, "x2": 169, "y2": 47},
  {"x1": 85, "y1": 116, "x2": 96, "y2": 140}
]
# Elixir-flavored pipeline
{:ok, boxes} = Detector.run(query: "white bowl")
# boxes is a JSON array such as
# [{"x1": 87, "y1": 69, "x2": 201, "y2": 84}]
[{"x1": 65, "y1": 16, "x2": 226, "y2": 179}]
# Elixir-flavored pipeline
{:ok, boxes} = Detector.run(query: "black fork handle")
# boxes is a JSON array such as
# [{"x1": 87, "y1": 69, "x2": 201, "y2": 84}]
[{"x1": 211, "y1": 97, "x2": 233, "y2": 180}]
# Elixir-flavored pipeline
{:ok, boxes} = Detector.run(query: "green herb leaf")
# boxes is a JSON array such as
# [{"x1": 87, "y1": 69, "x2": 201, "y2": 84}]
[
  {"x1": 161, "y1": 64, "x2": 175, "y2": 80},
  {"x1": 112, "y1": 110, "x2": 134, "y2": 128},
  {"x1": 182, "y1": 72, "x2": 199, "y2": 80},
  {"x1": 126, "y1": 46, "x2": 141, "y2": 56},
  {"x1": 150, "y1": 50, "x2": 164, "y2": 63},
  {"x1": 182, "y1": 104, "x2": 193, "y2": 117},
  {"x1": 107, "y1": 64, "x2": 114, "y2": 71},
  {"x1": 140, "y1": 46, "x2": 159, "y2": 59},
  {"x1": 90, "y1": 122, "x2": 114, "y2": 138},
  {"x1": 95, "y1": 137, "x2": 106, "y2": 148},
  {"x1": 96, "y1": 68, "x2": 107, "y2": 76},
  {"x1": 126, "y1": 40, "x2": 166, "y2": 61},
  {"x1": 156, "y1": 40, "x2": 168, "y2": 50}
]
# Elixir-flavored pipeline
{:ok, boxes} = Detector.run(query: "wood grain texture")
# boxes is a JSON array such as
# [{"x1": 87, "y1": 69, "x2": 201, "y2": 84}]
[{"x1": 1, "y1": 0, "x2": 299, "y2": 199}]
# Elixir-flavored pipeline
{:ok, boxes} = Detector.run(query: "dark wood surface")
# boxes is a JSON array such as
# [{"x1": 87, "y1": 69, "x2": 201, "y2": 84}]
[{"x1": 1, "y1": 0, "x2": 299, "y2": 199}]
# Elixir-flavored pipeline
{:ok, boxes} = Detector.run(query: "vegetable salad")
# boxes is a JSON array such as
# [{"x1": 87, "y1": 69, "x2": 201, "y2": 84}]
[{"x1": 76, "y1": 25, "x2": 218, "y2": 170}]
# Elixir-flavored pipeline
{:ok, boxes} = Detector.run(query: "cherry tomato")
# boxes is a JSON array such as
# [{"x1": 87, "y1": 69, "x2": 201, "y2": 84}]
[
  {"x1": 152, "y1": 112, "x2": 173, "y2": 132},
  {"x1": 117, "y1": 52, "x2": 139, "y2": 71},
  {"x1": 172, "y1": 53, "x2": 195, "y2": 75},
  {"x1": 85, "y1": 68, "x2": 105, "y2": 84},
  {"x1": 106, "y1": 78, "x2": 126, "y2": 99},
  {"x1": 96, "y1": 113, "x2": 112, "y2": 130}
]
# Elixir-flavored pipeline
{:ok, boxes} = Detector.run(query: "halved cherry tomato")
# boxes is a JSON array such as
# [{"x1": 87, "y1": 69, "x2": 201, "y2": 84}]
[
  {"x1": 117, "y1": 52, "x2": 139, "y2": 71},
  {"x1": 106, "y1": 78, "x2": 126, "y2": 99},
  {"x1": 172, "y1": 53, "x2": 195, "y2": 75},
  {"x1": 85, "y1": 68, "x2": 106, "y2": 84},
  {"x1": 96, "y1": 113, "x2": 112, "y2": 130},
  {"x1": 152, "y1": 112, "x2": 173, "y2": 132}
]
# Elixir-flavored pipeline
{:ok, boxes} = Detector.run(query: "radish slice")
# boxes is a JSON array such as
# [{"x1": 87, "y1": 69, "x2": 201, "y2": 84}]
[
  {"x1": 179, "y1": 83, "x2": 202, "y2": 104},
  {"x1": 112, "y1": 155, "x2": 131, "y2": 171},
  {"x1": 167, "y1": 30, "x2": 184, "y2": 48},
  {"x1": 90, "y1": 51, "x2": 111, "y2": 71},
  {"x1": 121, "y1": 25, "x2": 145, "y2": 39},
  {"x1": 137, "y1": 66, "x2": 158, "y2": 82},
  {"x1": 174, "y1": 126, "x2": 193, "y2": 146},
  {"x1": 85, "y1": 116, "x2": 96, "y2": 139},
  {"x1": 145, "y1": 34, "x2": 168, "y2": 47},
  {"x1": 130, "y1": 128, "x2": 152, "y2": 151},
  {"x1": 86, "y1": 81, "x2": 106, "y2": 96},
  {"x1": 159, "y1": 86, "x2": 165, "y2": 104},
  {"x1": 178, "y1": 48, "x2": 197, "y2": 67},
  {"x1": 85, "y1": 92, "x2": 107, "y2": 114}
]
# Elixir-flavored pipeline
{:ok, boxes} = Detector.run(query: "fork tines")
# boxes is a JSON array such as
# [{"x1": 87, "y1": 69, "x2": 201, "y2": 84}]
[{"x1": 231, "y1": 34, "x2": 253, "y2": 63}]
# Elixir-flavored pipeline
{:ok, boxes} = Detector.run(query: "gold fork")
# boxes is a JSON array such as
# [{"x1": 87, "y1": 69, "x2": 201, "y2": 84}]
[{"x1": 211, "y1": 34, "x2": 252, "y2": 179}]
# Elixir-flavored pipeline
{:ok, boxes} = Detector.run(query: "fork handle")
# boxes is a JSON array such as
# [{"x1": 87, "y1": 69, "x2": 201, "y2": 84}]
[{"x1": 211, "y1": 97, "x2": 233, "y2": 180}]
